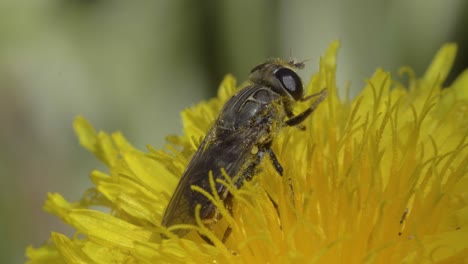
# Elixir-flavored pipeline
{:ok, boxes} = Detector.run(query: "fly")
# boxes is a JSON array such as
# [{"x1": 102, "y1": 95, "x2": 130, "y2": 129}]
[{"x1": 161, "y1": 59, "x2": 327, "y2": 242}]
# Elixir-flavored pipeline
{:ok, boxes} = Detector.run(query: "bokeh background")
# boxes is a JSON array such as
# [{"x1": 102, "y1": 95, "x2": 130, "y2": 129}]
[{"x1": 1, "y1": 1, "x2": 467, "y2": 262}]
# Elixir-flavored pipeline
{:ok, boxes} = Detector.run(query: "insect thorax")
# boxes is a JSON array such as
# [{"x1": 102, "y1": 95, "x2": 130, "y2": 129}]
[{"x1": 217, "y1": 85, "x2": 288, "y2": 132}]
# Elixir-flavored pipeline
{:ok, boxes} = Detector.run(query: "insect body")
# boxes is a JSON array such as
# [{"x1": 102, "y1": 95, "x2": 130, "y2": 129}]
[{"x1": 161, "y1": 59, "x2": 327, "y2": 240}]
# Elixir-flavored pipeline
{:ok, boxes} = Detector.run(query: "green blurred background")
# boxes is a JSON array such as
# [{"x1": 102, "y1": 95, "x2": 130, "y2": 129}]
[{"x1": 1, "y1": 1, "x2": 466, "y2": 262}]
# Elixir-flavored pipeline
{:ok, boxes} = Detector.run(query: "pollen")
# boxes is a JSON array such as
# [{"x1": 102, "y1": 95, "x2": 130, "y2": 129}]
[{"x1": 251, "y1": 145, "x2": 259, "y2": 155}]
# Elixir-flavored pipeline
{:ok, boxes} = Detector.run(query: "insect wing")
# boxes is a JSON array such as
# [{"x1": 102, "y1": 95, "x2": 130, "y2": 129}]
[
  {"x1": 160, "y1": 128, "x2": 215, "y2": 236},
  {"x1": 161, "y1": 123, "x2": 260, "y2": 237}
]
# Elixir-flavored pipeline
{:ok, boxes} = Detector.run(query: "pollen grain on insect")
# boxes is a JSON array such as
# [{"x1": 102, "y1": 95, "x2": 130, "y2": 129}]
[{"x1": 251, "y1": 146, "x2": 259, "y2": 155}]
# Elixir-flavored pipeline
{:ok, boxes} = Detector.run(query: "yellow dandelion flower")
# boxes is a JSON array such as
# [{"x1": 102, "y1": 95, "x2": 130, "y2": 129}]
[{"x1": 26, "y1": 41, "x2": 468, "y2": 263}]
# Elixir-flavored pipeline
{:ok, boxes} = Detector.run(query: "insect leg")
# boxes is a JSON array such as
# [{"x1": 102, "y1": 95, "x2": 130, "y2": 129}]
[
  {"x1": 284, "y1": 105, "x2": 306, "y2": 130},
  {"x1": 266, "y1": 191, "x2": 281, "y2": 228},
  {"x1": 285, "y1": 89, "x2": 327, "y2": 126},
  {"x1": 267, "y1": 148, "x2": 295, "y2": 199},
  {"x1": 198, "y1": 193, "x2": 234, "y2": 244},
  {"x1": 199, "y1": 205, "x2": 231, "y2": 245},
  {"x1": 221, "y1": 194, "x2": 234, "y2": 243},
  {"x1": 200, "y1": 234, "x2": 215, "y2": 245},
  {"x1": 300, "y1": 89, "x2": 327, "y2": 102},
  {"x1": 221, "y1": 226, "x2": 232, "y2": 243},
  {"x1": 266, "y1": 148, "x2": 283, "y2": 176}
]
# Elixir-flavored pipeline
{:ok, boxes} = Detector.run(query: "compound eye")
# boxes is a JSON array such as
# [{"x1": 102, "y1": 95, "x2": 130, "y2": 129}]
[{"x1": 275, "y1": 68, "x2": 303, "y2": 100}]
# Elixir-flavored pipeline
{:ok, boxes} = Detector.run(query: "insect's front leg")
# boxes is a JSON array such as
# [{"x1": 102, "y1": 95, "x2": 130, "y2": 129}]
[
  {"x1": 285, "y1": 88, "x2": 327, "y2": 126},
  {"x1": 284, "y1": 102, "x2": 306, "y2": 130},
  {"x1": 299, "y1": 89, "x2": 328, "y2": 102}
]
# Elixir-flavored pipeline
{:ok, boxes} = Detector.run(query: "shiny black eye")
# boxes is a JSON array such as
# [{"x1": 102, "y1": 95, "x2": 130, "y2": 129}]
[{"x1": 275, "y1": 68, "x2": 303, "y2": 100}]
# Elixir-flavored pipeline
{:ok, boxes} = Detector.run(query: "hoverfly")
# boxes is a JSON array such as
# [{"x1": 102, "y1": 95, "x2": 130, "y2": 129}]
[{"x1": 161, "y1": 59, "x2": 327, "y2": 242}]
